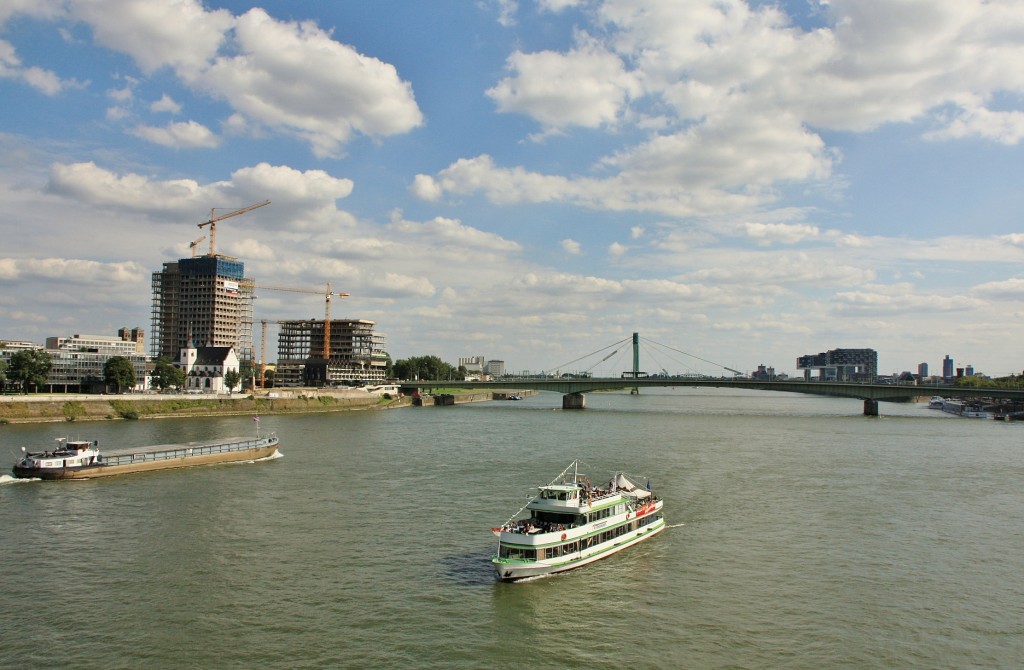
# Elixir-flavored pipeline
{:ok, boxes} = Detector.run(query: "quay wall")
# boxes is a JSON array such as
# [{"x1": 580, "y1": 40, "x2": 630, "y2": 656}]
[
  {"x1": 0, "y1": 390, "x2": 408, "y2": 424},
  {"x1": 0, "y1": 387, "x2": 540, "y2": 424}
]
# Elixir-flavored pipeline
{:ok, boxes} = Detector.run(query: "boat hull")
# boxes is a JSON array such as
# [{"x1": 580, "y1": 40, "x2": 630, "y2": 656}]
[
  {"x1": 493, "y1": 517, "x2": 666, "y2": 581},
  {"x1": 12, "y1": 442, "x2": 279, "y2": 480}
]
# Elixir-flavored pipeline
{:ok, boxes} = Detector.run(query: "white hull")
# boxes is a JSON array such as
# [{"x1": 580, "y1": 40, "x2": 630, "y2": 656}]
[
  {"x1": 941, "y1": 400, "x2": 990, "y2": 419},
  {"x1": 494, "y1": 518, "x2": 665, "y2": 580},
  {"x1": 492, "y1": 464, "x2": 666, "y2": 581}
]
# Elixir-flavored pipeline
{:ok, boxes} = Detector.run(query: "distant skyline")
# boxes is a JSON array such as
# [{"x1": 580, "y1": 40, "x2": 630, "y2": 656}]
[{"x1": 2, "y1": 1, "x2": 1023, "y2": 377}]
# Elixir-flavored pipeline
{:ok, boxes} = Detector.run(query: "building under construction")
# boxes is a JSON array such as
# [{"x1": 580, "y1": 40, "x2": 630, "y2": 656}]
[
  {"x1": 151, "y1": 256, "x2": 254, "y2": 365},
  {"x1": 275, "y1": 319, "x2": 388, "y2": 387}
]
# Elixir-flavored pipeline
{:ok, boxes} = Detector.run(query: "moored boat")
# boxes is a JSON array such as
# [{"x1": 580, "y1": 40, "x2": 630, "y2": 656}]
[
  {"x1": 491, "y1": 460, "x2": 665, "y2": 581},
  {"x1": 927, "y1": 396, "x2": 944, "y2": 409},
  {"x1": 11, "y1": 431, "x2": 280, "y2": 480},
  {"x1": 940, "y1": 399, "x2": 991, "y2": 419}
]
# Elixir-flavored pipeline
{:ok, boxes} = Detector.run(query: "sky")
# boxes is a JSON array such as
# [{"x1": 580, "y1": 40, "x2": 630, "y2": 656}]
[{"x1": 1, "y1": 0, "x2": 1023, "y2": 378}]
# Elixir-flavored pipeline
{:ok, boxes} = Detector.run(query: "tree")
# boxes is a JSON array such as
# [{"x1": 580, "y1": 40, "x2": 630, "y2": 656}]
[
  {"x1": 224, "y1": 369, "x2": 241, "y2": 394},
  {"x1": 104, "y1": 356, "x2": 137, "y2": 393},
  {"x1": 151, "y1": 358, "x2": 185, "y2": 391},
  {"x1": 393, "y1": 355, "x2": 458, "y2": 381},
  {"x1": 7, "y1": 349, "x2": 52, "y2": 393},
  {"x1": 0, "y1": 359, "x2": 6, "y2": 385}
]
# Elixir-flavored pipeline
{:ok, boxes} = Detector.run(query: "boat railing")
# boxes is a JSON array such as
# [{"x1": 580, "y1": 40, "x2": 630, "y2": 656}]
[{"x1": 98, "y1": 434, "x2": 277, "y2": 467}]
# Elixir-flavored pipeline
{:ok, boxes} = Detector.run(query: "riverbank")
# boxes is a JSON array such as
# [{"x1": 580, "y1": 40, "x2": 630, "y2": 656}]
[
  {"x1": 0, "y1": 390, "x2": 407, "y2": 424},
  {"x1": 0, "y1": 387, "x2": 540, "y2": 424}
]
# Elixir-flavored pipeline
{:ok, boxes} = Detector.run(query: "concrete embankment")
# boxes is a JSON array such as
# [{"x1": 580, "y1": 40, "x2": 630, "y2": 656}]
[
  {"x1": 0, "y1": 390, "x2": 410, "y2": 424},
  {"x1": 0, "y1": 387, "x2": 542, "y2": 424}
]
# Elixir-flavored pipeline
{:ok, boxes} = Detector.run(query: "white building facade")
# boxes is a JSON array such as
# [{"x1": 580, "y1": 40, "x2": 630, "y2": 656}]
[{"x1": 179, "y1": 339, "x2": 241, "y2": 393}]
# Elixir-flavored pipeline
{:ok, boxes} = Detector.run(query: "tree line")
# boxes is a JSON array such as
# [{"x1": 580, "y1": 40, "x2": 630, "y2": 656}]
[{"x1": 0, "y1": 351, "x2": 241, "y2": 394}]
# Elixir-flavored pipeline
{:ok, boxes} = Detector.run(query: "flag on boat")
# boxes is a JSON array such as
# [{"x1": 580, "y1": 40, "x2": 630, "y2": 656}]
[{"x1": 253, "y1": 416, "x2": 260, "y2": 423}]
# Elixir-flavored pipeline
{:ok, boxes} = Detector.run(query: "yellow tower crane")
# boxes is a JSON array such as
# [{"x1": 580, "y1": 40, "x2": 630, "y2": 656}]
[
  {"x1": 197, "y1": 199, "x2": 270, "y2": 256},
  {"x1": 255, "y1": 283, "x2": 349, "y2": 387},
  {"x1": 189, "y1": 235, "x2": 206, "y2": 257}
]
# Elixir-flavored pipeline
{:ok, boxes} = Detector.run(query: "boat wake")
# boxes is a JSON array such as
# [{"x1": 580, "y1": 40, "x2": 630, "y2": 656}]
[
  {"x1": 0, "y1": 474, "x2": 37, "y2": 485},
  {"x1": 247, "y1": 450, "x2": 284, "y2": 464},
  {"x1": 665, "y1": 523, "x2": 686, "y2": 528}
]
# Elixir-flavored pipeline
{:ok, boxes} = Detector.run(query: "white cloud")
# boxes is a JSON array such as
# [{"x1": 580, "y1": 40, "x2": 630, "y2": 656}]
[
  {"x1": 831, "y1": 284, "x2": 981, "y2": 316},
  {"x1": 194, "y1": 8, "x2": 422, "y2": 157},
  {"x1": 151, "y1": 94, "x2": 181, "y2": 114},
  {"x1": 487, "y1": 33, "x2": 640, "y2": 132},
  {"x1": 73, "y1": 0, "x2": 233, "y2": 74},
  {"x1": 743, "y1": 222, "x2": 821, "y2": 245},
  {"x1": 67, "y1": 3, "x2": 422, "y2": 156},
  {"x1": 0, "y1": 257, "x2": 147, "y2": 283},
  {"x1": 973, "y1": 277, "x2": 1024, "y2": 300},
  {"x1": 0, "y1": 38, "x2": 83, "y2": 95},
  {"x1": 129, "y1": 120, "x2": 220, "y2": 148},
  {"x1": 419, "y1": 0, "x2": 1024, "y2": 222},
  {"x1": 410, "y1": 174, "x2": 443, "y2": 201},
  {"x1": 230, "y1": 163, "x2": 354, "y2": 204},
  {"x1": 926, "y1": 105, "x2": 1024, "y2": 145},
  {"x1": 389, "y1": 213, "x2": 522, "y2": 253},
  {"x1": 562, "y1": 238, "x2": 582, "y2": 255},
  {"x1": 46, "y1": 161, "x2": 207, "y2": 214}
]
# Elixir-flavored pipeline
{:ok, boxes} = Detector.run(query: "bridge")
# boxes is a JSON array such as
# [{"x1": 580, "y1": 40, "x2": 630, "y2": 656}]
[
  {"x1": 407, "y1": 377, "x2": 1024, "y2": 415},
  {"x1": 404, "y1": 333, "x2": 1024, "y2": 415}
]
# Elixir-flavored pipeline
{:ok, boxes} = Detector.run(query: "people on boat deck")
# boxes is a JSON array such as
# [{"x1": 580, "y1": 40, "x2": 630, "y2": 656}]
[{"x1": 505, "y1": 520, "x2": 570, "y2": 534}]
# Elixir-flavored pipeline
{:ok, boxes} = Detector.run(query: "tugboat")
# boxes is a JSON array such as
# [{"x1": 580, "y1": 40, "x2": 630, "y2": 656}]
[{"x1": 491, "y1": 460, "x2": 665, "y2": 580}]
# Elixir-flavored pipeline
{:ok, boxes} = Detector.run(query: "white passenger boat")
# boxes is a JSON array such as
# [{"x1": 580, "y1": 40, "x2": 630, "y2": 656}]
[
  {"x1": 12, "y1": 431, "x2": 280, "y2": 480},
  {"x1": 491, "y1": 460, "x2": 665, "y2": 581},
  {"x1": 941, "y1": 400, "x2": 991, "y2": 419},
  {"x1": 927, "y1": 396, "x2": 944, "y2": 409}
]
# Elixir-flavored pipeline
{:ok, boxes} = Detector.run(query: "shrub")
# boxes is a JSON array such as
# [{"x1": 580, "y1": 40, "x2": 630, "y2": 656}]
[
  {"x1": 63, "y1": 401, "x2": 86, "y2": 422},
  {"x1": 109, "y1": 400, "x2": 140, "y2": 420}
]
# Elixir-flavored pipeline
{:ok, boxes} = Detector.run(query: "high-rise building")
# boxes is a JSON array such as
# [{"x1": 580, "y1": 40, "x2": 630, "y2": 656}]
[
  {"x1": 151, "y1": 257, "x2": 254, "y2": 365},
  {"x1": 942, "y1": 355, "x2": 954, "y2": 380},
  {"x1": 275, "y1": 319, "x2": 389, "y2": 386},
  {"x1": 796, "y1": 348, "x2": 877, "y2": 381},
  {"x1": 917, "y1": 362, "x2": 929, "y2": 379}
]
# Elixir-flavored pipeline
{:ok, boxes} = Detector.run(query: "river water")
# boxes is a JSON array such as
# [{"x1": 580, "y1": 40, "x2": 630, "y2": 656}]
[{"x1": 1, "y1": 388, "x2": 1022, "y2": 669}]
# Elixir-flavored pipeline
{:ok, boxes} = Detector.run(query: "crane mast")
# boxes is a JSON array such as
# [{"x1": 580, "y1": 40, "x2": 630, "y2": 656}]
[
  {"x1": 197, "y1": 199, "x2": 270, "y2": 256},
  {"x1": 254, "y1": 283, "x2": 349, "y2": 385}
]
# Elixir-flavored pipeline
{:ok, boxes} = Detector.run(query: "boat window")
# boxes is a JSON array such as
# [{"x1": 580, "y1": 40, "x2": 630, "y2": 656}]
[{"x1": 499, "y1": 545, "x2": 537, "y2": 561}]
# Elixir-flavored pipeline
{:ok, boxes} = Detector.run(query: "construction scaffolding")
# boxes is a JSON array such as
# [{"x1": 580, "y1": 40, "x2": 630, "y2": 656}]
[
  {"x1": 275, "y1": 319, "x2": 388, "y2": 387},
  {"x1": 150, "y1": 257, "x2": 254, "y2": 366}
]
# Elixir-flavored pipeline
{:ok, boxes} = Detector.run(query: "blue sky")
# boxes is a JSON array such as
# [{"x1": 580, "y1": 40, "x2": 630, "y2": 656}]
[{"x1": 2, "y1": 0, "x2": 1023, "y2": 377}]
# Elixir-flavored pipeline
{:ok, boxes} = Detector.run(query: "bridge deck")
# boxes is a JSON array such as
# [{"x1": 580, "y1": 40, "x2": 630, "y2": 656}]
[{"x1": 404, "y1": 378, "x2": 1024, "y2": 403}]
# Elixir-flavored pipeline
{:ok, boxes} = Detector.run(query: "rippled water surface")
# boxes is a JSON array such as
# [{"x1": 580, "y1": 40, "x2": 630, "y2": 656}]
[{"x1": 2, "y1": 389, "x2": 1023, "y2": 669}]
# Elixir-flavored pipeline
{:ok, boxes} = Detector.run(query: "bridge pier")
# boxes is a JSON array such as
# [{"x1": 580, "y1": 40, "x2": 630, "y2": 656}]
[
  {"x1": 863, "y1": 399, "x2": 879, "y2": 416},
  {"x1": 562, "y1": 392, "x2": 586, "y2": 410}
]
